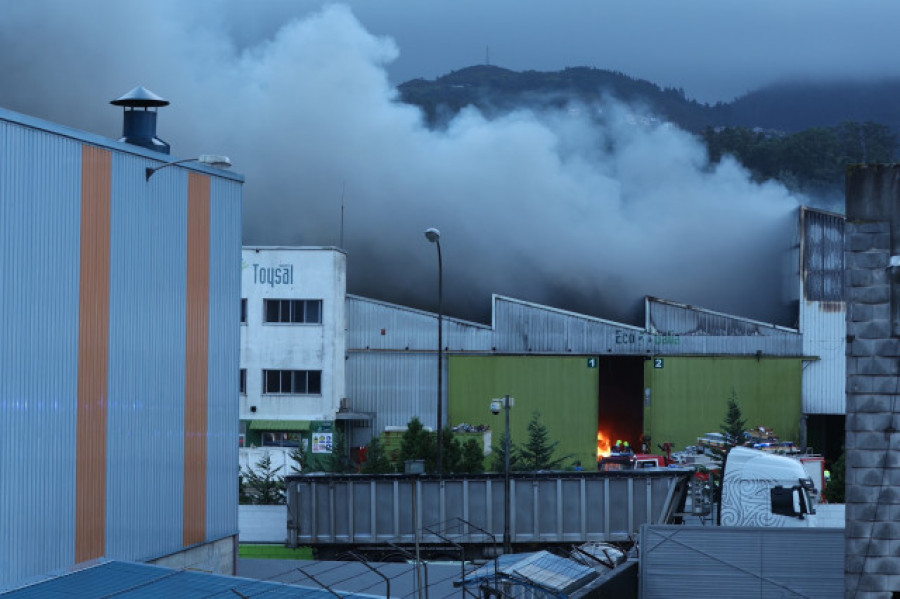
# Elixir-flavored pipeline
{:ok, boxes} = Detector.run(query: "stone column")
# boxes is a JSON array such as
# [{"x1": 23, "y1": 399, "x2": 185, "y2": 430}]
[{"x1": 845, "y1": 164, "x2": 900, "y2": 598}]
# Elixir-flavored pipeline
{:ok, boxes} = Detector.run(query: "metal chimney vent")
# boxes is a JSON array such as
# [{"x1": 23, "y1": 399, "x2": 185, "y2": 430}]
[{"x1": 110, "y1": 86, "x2": 170, "y2": 154}]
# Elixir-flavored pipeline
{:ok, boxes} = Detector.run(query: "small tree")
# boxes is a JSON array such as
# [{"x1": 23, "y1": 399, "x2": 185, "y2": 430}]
[
  {"x1": 490, "y1": 429, "x2": 520, "y2": 473},
  {"x1": 711, "y1": 391, "x2": 747, "y2": 470},
  {"x1": 241, "y1": 451, "x2": 285, "y2": 505},
  {"x1": 400, "y1": 417, "x2": 436, "y2": 472},
  {"x1": 326, "y1": 427, "x2": 353, "y2": 473},
  {"x1": 824, "y1": 451, "x2": 845, "y2": 504},
  {"x1": 440, "y1": 425, "x2": 463, "y2": 473},
  {"x1": 361, "y1": 436, "x2": 395, "y2": 474},
  {"x1": 517, "y1": 411, "x2": 570, "y2": 471},
  {"x1": 289, "y1": 437, "x2": 312, "y2": 474},
  {"x1": 459, "y1": 438, "x2": 486, "y2": 473},
  {"x1": 710, "y1": 391, "x2": 747, "y2": 505}
]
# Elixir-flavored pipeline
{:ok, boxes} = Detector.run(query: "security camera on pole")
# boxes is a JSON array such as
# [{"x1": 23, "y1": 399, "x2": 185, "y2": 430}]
[{"x1": 491, "y1": 395, "x2": 514, "y2": 554}]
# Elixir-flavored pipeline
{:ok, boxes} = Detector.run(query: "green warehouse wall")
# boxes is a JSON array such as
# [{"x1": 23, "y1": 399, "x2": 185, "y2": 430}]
[
  {"x1": 643, "y1": 356, "x2": 803, "y2": 453},
  {"x1": 449, "y1": 355, "x2": 599, "y2": 470}
]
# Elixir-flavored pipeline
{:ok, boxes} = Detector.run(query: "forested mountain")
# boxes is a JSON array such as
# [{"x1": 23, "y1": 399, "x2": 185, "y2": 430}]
[{"x1": 397, "y1": 65, "x2": 900, "y2": 200}]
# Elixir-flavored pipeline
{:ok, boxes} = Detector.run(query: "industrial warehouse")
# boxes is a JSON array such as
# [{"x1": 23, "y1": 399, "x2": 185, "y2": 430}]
[{"x1": 239, "y1": 206, "x2": 846, "y2": 472}]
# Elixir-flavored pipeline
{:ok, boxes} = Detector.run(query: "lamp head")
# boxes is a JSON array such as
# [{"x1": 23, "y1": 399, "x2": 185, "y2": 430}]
[
  {"x1": 197, "y1": 154, "x2": 232, "y2": 169},
  {"x1": 490, "y1": 399, "x2": 502, "y2": 415},
  {"x1": 424, "y1": 227, "x2": 441, "y2": 243}
]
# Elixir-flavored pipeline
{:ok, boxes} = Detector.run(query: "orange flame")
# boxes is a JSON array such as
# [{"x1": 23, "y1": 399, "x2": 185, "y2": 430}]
[{"x1": 597, "y1": 430, "x2": 612, "y2": 458}]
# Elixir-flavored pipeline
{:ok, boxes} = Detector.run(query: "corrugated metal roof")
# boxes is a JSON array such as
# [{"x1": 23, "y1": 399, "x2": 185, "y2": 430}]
[{"x1": 0, "y1": 560, "x2": 367, "y2": 598}]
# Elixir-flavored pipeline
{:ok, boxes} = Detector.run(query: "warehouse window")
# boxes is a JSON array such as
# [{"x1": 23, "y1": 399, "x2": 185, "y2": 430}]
[
  {"x1": 263, "y1": 369, "x2": 322, "y2": 395},
  {"x1": 239, "y1": 369, "x2": 246, "y2": 395},
  {"x1": 264, "y1": 299, "x2": 322, "y2": 324},
  {"x1": 240, "y1": 299, "x2": 247, "y2": 324}
]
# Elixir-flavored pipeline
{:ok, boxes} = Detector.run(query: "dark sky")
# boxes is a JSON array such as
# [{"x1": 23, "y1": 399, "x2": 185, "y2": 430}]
[
  {"x1": 219, "y1": 0, "x2": 900, "y2": 104},
  {"x1": 2, "y1": 1, "x2": 880, "y2": 325}
]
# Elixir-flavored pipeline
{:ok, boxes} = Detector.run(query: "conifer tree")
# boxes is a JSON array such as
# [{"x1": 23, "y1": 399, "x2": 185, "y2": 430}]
[
  {"x1": 517, "y1": 411, "x2": 570, "y2": 471},
  {"x1": 240, "y1": 451, "x2": 285, "y2": 504}
]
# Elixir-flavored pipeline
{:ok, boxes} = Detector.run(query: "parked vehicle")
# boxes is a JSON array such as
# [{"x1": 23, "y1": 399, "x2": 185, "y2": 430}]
[
  {"x1": 284, "y1": 469, "x2": 693, "y2": 559},
  {"x1": 720, "y1": 446, "x2": 819, "y2": 527},
  {"x1": 598, "y1": 453, "x2": 670, "y2": 471}
]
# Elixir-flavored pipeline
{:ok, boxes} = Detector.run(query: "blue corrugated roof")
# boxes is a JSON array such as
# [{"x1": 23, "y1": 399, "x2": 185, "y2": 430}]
[{"x1": 0, "y1": 560, "x2": 368, "y2": 598}]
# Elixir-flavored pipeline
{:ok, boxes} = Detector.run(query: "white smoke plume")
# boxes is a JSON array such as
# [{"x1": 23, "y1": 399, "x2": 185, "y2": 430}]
[{"x1": 0, "y1": 2, "x2": 800, "y2": 325}]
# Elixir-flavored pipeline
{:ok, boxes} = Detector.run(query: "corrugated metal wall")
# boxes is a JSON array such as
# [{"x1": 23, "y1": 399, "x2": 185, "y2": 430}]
[
  {"x1": 640, "y1": 525, "x2": 844, "y2": 599},
  {"x1": 494, "y1": 295, "x2": 803, "y2": 357},
  {"x1": 493, "y1": 296, "x2": 647, "y2": 354},
  {"x1": 106, "y1": 152, "x2": 187, "y2": 560},
  {"x1": 800, "y1": 207, "x2": 846, "y2": 414},
  {"x1": 0, "y1": 121, "x2": 82, "y2": 583},
  {"x1": 449, "y1": 356, "x2": 600, "y2": 469},
  {"x1": 0, "y1": 109, "x2": 242, "y2": 587},
  {"x1": 345, "y1": 296, "x2": 491, "y2": 445},
  {"x1": 206, "y1": 177, "x2": 241, "y2": 541},
  {"x1": 643, "y1": 356, "x2": 803, "y2": 452}
]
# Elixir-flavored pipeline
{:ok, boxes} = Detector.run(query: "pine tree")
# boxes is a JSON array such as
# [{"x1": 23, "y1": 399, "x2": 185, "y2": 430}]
[
  {"x1": 327, "y1": 427, "x2": 353, "y2": 473},
  {"x1": 440, "y1": 425, "x2": 463, "y2": 473},
  {"x1": 490, "y1": 429, "x2": 520, "y2": 472},
  {"x1": 400, "y1": 417, "x2": 436, "y2": 472},
  {"x1": 361, "y1": 436, "x2": 395, "y2": 474},
  {"x1": 517, "y1": 411, "x2": 570, "y2": 471},
  {"x1": 710, "y1": 391, "x2": 747, "y2": 504},
  {"x1": 459, "y1": 438, "x2": 486, "y2": 473},
  {"x1": 241, "y1": 451, "x2": 285, "y2": 505},
  {"x1": 289, "y1": 437, "x2": 312, "y2": 474}
]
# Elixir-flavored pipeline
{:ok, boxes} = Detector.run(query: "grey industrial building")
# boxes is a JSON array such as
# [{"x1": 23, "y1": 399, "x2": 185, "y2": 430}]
[{"x1": 343, "y1": 205, "x2": 846, "y2": 465}]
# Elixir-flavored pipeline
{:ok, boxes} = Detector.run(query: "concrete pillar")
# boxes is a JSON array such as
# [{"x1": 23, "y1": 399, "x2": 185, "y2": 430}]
[{"x1": 845, "y1": 164, "x2": 900, "y2": 598}]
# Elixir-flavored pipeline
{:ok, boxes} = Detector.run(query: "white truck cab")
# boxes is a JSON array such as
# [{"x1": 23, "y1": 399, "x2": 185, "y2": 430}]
[{"x1": 720, "y1": 446, "x2": 818, "y2": 527}]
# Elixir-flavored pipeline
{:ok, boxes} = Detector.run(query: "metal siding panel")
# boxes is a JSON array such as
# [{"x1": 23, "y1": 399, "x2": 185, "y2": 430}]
[
  {"x1": 106, "y1": 154, "x2": 187, "y2": 561},
  {"x1": 640, "y1": 526, "x2": 844, "y2": 599},
  {"x1": 206, "y1": 177, "x2": 242, "y2": 539},
  {"x1": 801, "y1": 304, "x2": 846, "y2": 414},
  {"x1": 800, "y1": 209, "x2": 846, "y2": 415},
  {"x1": 644, "y1": 357, "x2": 803, "y2": 453},
  {"x1": 449, "y1": 356, "x2": 600, "y2": 470},
  {"x1": 347, "y1": 296, "x2": 492, "y2": 352},
  {"x1": 494, "y1": 296, "x2": 802, "y2": 357},
  {"x1": 346, "y1": 352, "x2": 437, "y2": 442},
  {"x1": 493, "y1": 297, "x2": 644, "y2": 354},
  {"x1": 76, "y1": 144, "x2": 112, "y2": 563},
  {"x1": 184, "y1": 173, "x2": 210, "y2": 547},
  {"x1": 0, "y1": 121, "x2": 81, "y2": 586}
]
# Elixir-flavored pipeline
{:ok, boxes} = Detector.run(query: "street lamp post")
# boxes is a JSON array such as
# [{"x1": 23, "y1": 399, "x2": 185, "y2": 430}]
[
  {"x1": 425, "y1": 227, "x2": 444, "y2": 475},
  {"x1": 491, "y1": 395, "x2": 513, "y2": 554}
]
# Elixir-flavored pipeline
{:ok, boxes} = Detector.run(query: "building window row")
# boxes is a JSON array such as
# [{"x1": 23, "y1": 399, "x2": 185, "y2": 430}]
[
  {"x1": 264, "y1": 299, "x2": 322, "y2": 324},
  {"x1": 262, "y1": 369, "x2": 322, "y2": 395},
  {"x1": 240, "y1": 298, "x2": 323, "y2": 325}
]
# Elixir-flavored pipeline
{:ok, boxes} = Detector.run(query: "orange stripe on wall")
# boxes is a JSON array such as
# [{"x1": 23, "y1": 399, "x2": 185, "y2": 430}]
[
  {"x1": 76, "y1": 145, "x2": 112, "y2": 563},
  {"x1": 184, "y1": 172, "x2": 211, "y2": 546}
]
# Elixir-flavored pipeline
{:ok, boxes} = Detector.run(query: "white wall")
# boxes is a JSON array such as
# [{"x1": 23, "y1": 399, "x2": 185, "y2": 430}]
[{"x1": 240, "y1": 247, "x2": 346, "y2": 423}]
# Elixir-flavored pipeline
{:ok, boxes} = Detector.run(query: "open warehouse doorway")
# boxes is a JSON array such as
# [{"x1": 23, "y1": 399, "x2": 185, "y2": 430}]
[{"x1": 596, "y1": 356, "x2": 646, "y2": 460}]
